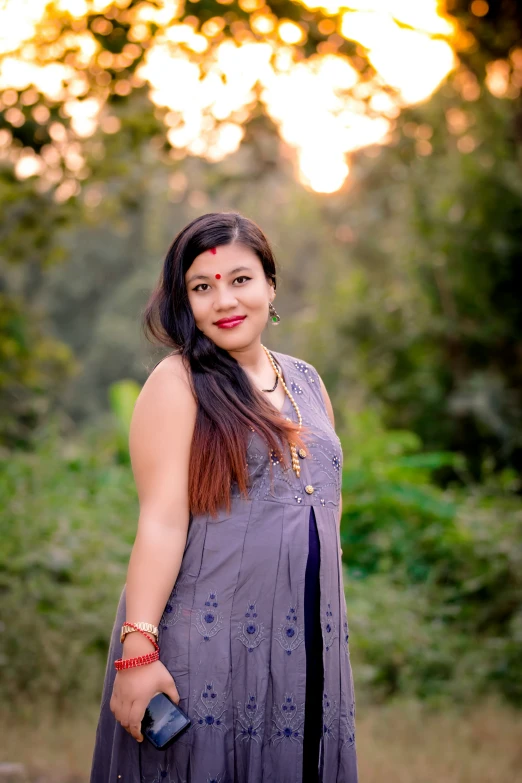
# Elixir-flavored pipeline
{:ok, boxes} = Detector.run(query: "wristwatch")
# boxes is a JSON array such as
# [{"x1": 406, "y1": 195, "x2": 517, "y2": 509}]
[{"x1": 120, "y1": 621, "x2": 159, "y2": 644}]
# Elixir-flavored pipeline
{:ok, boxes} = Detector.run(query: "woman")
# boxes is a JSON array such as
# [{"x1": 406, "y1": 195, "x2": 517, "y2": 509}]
[{"x1": 90, "y1": 212, "x2": 358, "y2": 783}]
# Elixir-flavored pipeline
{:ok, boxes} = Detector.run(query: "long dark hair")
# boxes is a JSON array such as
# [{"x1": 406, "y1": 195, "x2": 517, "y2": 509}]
[{"x1": 143, "y1": 212, "x2": 310, "y2": 518}]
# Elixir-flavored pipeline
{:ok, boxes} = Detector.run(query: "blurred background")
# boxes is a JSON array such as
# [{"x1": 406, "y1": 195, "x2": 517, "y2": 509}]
[{"x1": 1, "y1": 0, "x2": 522, "y2": 780}]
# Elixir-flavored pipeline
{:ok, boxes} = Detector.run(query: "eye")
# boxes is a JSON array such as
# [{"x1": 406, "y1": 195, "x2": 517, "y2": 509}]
[{"x1": 192, "y1": 276, "x2": 251, "y2": 292}]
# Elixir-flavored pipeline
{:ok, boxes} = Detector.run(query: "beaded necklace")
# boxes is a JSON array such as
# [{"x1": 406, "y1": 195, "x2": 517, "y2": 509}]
[{"x1": 261, "y1": 343, "x2": 302, "y2": 478}]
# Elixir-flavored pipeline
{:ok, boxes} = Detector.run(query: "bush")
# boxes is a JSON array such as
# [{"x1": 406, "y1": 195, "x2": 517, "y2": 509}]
[
  {"x1": 341, "y1": 411, "x2": 522, "y2": 705},
  {"x1": 0, "y1": 417, "x2": 136, "y2": 707}
]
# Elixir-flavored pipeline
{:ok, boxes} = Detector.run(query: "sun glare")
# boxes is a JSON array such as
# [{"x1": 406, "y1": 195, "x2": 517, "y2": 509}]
[{"x1": 0, "y1": 0, "x2": 457, "y2": 194}]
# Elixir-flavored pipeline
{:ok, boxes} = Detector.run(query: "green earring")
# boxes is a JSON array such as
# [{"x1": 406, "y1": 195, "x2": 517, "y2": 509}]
[{"x1": 269, "y1": 302, "x2": 281, "y2": 325}]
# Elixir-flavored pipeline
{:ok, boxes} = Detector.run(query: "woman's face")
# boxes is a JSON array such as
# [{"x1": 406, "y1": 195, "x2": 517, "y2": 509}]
[{"x1": 185, "y1": 242, "x2": 275, "y2": 349}]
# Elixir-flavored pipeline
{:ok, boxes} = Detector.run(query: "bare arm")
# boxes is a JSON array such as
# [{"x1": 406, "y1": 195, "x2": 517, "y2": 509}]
[
  {"x1": 123, "y1": 355, "x2": 196, "y2": 650},
  {"x1": 110, "y1": 354, "x2": 197, "y2": 740},
  {"x1": 317, "y1": 373, "x2": 343, "y2": 553}
]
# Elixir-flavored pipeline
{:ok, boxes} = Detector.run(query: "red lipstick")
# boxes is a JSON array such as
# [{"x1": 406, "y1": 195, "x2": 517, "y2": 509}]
[{"x1": 214, "y1": 315, "x2": 247, "y2": 329}]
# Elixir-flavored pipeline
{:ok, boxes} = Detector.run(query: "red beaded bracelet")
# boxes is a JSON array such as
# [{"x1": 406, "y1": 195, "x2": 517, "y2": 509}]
[
  {"x1": 114, "y1": 622, "x2": 160, "y2": 671},
  {"x1": 114, "y1": 649, "x2": 160, "y2": 670}
]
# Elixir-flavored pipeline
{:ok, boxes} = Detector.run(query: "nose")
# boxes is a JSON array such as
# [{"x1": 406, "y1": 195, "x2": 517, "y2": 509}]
[{"x1": 214, "y1": 284, "x2": 239, "y2": 310}]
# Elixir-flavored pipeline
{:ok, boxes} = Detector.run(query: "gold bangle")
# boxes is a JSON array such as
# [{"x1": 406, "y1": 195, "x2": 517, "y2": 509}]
[{"x1": 120, "y1": 622, "x2": 159, "y2": 644}]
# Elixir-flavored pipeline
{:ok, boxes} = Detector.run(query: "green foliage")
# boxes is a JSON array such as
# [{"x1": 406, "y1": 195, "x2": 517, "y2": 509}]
[
  {"x1": 340, "y1": 409, "x2": 459, "y2": 581},
  {"x1": 0, "y1": 168, "x2": 80, "y2": 446},
  {"x1": 298, "y1": 77, "x2": 522, "y2": 484},
  {"x1": 108, "y1": 378, "x2": 140, "y2": 461},
  {"x1": 0, "y1": 293, "x2": 77, "y2": 448},
  {"x1": 447, "y1": 0, "x2": 522, "y2": 77},
  {"x1": 341, "y1": 411, "x2": 522, "y2": 705},
  {"x1": 0, "y1": 419, "x2": 137, "y2": 707},
  {"x1": 0, "y1": 169, "x2": 74, "y2": 265}
]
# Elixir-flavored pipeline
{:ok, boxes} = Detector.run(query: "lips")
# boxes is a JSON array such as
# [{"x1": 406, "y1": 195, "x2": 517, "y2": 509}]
[{"x1": 214, "y1": 316, "x2": 247, "y2": 326}]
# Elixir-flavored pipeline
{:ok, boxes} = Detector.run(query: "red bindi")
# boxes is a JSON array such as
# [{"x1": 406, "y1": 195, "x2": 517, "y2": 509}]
[
  {"x1": 215, "y1": 273, "x2": 221, "y2": 279},
  {"x1": 209, "y1": 247, "x2": 217, "y2": 255}
]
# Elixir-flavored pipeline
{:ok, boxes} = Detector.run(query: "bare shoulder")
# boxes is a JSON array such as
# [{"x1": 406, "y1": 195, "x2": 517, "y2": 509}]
[
  {"x1": 129, "y1": 352, "x2": 197, "y2": 515},
  {"x1": 148, "y1": 351, "x2": 193, "y2": 386},
  {"x1": 135, "y1": 352, "x2": 196, "y2": 422}
]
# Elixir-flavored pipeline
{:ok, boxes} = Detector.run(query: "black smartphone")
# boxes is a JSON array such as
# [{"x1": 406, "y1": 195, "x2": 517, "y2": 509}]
[{"x1": 141, "y1": 692, "x2": 191, "y2": 750}]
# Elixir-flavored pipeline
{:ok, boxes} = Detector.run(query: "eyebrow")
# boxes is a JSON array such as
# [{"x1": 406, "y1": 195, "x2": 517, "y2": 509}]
[{"x1": 186, "y1": 266, "x2": 253, "y2": 285}]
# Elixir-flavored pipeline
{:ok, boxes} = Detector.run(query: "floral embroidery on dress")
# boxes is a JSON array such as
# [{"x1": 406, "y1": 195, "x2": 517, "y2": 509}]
[
  {"x1": 341, "y1": 698, "x2": 356, "y2": 749},
  {"x1": 322, "y1": 692, "x2": 337, "y2": 741},
  {"x1": 193, "y1": 682, "x2": 228, "y2": 732},
  {"x1": 206, "y1": 774, "x2": 225, "y2": 783},
  {"x1": 193, "y1": 589, "x2": 224, "y2": 640},
  {"x1": 151, "y1": 764, "x2": 188, "y2": 783},
  {"x1": 235, "y1": 693, "x2": 264, "y2": 744},
  {"x1": 160, "y1": 599, "x2": 182, "y2": 631},
  {"x1": 307, "y1": 442, "x2": 343, "y2": 499},
  {"x1": 291, "y1": 381, "x2": 304, "y2": 395},
  {"x1": 236, "y1": 600, "x2": 265, "y2": 652},
  {"x1": 293, "y1": 360, "x2": 316, "y2": 384},
  {"x1": 276, "y1": 605, "x2": 304, "y2": 655},
  {"x1": 269, "y1": 693, "x2": 305, "y2": 745},
  {"x1": 270, "y1": 449, "x2": 283, "y2": 466},
  {"x1": 322, "y1": 602, "x2": 339, "y2": 652},
  {"x1": 343, "y1": 619, "x2": 350, "y2": 654}
]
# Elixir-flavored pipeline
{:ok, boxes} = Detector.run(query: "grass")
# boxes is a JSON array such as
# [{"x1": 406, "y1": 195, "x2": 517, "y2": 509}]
[
  {"x1": 356, "y1": 697, "x2": 522, "y2": 783},
  {"x1": 1, "y1": 697, "x2": 521, "y2": 782}
]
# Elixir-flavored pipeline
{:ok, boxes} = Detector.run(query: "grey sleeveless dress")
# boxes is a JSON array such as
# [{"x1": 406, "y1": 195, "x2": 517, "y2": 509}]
[{"x1": 90, "y1": 350, "x2": 358, "y2": 783}]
